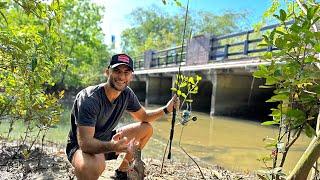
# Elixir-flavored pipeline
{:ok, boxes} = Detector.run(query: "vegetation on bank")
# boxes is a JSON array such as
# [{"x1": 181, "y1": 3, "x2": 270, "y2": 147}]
[{"x1": 254, "y1": 1, "x2": 320, "y2": 179}]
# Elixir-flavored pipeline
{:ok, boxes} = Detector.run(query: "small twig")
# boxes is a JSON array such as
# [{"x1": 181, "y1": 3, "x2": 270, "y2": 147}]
[
  {"x1": 160, "y1": 140, "x2": 170, "y2": 174},
  {"x1": 178, "y1": 126, "x2": 205, "y2": 179}
]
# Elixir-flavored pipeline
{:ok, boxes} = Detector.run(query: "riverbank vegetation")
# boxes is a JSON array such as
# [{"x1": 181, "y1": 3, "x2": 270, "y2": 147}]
[{"x1": 254, "y1": 0, "x2": 320, "y2": 179}]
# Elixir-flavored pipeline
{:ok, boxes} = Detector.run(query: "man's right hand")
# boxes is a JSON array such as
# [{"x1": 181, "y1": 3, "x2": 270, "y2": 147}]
[{"x1": 111, "y1": 132, "x2": 128, "y2": 153}]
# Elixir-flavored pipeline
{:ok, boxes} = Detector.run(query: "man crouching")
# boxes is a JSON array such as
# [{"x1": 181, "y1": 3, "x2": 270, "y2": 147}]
[{"x1": 66, "y1": 53, "x2": 179, "y2": 180}]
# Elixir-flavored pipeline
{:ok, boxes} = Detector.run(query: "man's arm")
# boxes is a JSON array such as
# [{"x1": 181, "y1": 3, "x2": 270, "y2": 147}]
[
  {"x1": 77, "y1": 126, "x2": 128, "y2": 154},
  {"x1": 129, "y1": 95, "x2": 179, "y2": 123}
]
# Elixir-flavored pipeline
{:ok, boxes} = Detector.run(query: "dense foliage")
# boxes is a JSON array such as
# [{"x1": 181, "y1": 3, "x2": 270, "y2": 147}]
[
  {"x1": 0, "y1": 0, "x2": 65, "y2": 154},
  {"x1": 0, "y1": 0, "x2": 110, "y2": 156},
  {"x1": 121, "y1": 5, "x2": 248, "y2": 57},
  {"x1": 56, "y1": 0, "x2": 110, "y2": 89},
  {"x1": 254, "y1": 1, "x2": 320, "y2": 179}
]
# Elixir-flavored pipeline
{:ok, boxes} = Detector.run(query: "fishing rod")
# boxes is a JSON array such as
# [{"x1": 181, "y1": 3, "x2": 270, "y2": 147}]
[
  {"x1": 160, "y1": 1, "x2": 205, "y2": 179},
  {"x1": 160, "y1": 0, "x2": 189, "y2": 166},
  {"x1": 168, "y1": 0, "x2": 190, "y2": 160}
]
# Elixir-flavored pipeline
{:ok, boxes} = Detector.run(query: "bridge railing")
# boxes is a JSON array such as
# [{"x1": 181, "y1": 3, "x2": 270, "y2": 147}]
[
  {"x1": 150, "y1": 45, "x2": 186, "y2": 68},
  {"x1": 133, "y1": 21, "x2": 293, "y2": 70},
  {"x1": 209, "y1": 21, "x2": 293, "y2": 60},
  {"x1": 134, "y1": 55, "x2": 144, "y2": 69},
  {"x1": 133, "y1": 45, "x2": 187, "y2": 69}
]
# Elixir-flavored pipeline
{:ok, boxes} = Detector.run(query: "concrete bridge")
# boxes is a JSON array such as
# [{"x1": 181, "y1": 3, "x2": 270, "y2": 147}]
[{"x1": 129, "y1": 23, "x2": 282, "y2": 119}]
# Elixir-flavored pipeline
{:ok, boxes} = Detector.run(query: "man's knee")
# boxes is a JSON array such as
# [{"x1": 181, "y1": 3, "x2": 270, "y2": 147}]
[
  {"x1": 73, "y1": 151, "x2": 105, "y2": 179},
  {"x1": 140, "y1": 122, "x2": 153, "y2": 136}
]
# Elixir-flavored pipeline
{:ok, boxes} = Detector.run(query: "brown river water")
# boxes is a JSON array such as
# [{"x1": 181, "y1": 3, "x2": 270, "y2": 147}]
[{"x1": 140, "y1": 111, "x2": 311, "y2": 173}]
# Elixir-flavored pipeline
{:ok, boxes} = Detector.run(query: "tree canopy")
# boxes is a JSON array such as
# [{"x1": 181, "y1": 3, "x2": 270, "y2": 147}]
[
  {"x1": 57, "y1": 0, "x2": 110, "y2": 89},
  {"x1": 0, "y1": 0, "x2": 111, "y2": 151},
  {"x1": 120, "y1": 5, "x2": 248, "y2": 57}
]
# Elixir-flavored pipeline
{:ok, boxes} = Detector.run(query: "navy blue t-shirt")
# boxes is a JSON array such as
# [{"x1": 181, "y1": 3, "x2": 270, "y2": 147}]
[{"x1": 67, "y1": 83, "x2": 141, "y2": 145}]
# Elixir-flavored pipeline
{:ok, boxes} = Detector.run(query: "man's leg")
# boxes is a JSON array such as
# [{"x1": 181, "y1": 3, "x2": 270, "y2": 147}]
[
  {"x1": 116, "y1": 122, "x2": 153, "y2": 171},
  {"x1": 72, "y1": 149, "x2": 106, "y2": 180}
]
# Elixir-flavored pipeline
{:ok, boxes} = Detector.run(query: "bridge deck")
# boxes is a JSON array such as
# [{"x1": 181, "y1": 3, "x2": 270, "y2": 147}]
[{"x1": 134, "y1": 57, "x2": 269, "y2": 75}]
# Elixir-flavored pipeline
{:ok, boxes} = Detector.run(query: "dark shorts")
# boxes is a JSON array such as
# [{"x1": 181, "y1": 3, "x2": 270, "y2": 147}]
[{"x1": 66, "y1": 130, "x2": 118, "y2": 163}]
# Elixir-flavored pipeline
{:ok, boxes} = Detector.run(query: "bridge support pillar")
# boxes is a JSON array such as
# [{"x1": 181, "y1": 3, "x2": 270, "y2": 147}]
[
  {"x1": 210, "y1": 70, "x2": 217, "y2": 117},
  {"x1": 144, "y1": 76, "x2": 172, "y2": 106},
  {"x1": 145, "y1": 75, "x2": 150, "y2": 106}
]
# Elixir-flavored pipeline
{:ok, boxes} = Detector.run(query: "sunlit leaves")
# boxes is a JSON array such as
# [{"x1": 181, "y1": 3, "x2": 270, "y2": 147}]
[
  {"x1": 172, "y1": 74, "x2": 202, "y2": 109},
  {"x1": 121, "y1": 5, "x2": 247, "y2": 57},
  {"x1": 256, "y1": 2, "x2": 320, "y2": 174},
  {"x1": 0, "y1": 0, "x2": 66, "y2": 152}
]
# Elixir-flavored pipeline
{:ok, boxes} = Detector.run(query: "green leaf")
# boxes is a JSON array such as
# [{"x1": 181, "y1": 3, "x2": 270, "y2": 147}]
[
  {"x1": 185, "y1": 99, "x2": 193, "y2": 103},
  {"x1": 299, "y1": 94, "x2": 316, "y2": 103},
  {"x1": 170, "y1": 87, "x2": 177, "y2": 92},
  {"x1": 275, "y1": 38, "x2": 285, "y2": 49},
  {"x1": 261, "y1": 121, "x2": 279, "y2": 126},
  {"x1": 266, "y1": 76, "x2": 278, "y2": 85},
  {"x1": 271, "y1": 109, "x2": 281, "y2": 118},
  {"x1": 259, "y1": 85, "x2": 274, "y2": 88},
  {"x1": 253, "y1": 65, "x2": 268, "y2": 78},
  {"x1": 174, "y1": 0, "x2": 182, "y2": 7},
  {"x1": 307, "y1": 6, "x2": 315, "y2": 20},
  {"x1": 190, "y1": 90, "x2": 198, "y2": 94},
  {"x1": 279, "y1": 9, "x2": 287, "y2": 21},
  {"x1": 287, "y1": 109, "x2": 306, "y2": 126},
  {"x1": 266, "y1": 93, "x2": 289, "y2": 102},
  {"x1": 177, "y1": 90, "x2": 182, "y2": 96},
  {"x1": 181, "y1": 93, "x2": 187, "y2": 98},
  {"x1": 305, "y1": 123, "x2": 316, "y2": 138},
  {"x1": 0, "y1": 2, "x2": 7, "y2": 9},
  {"x1": 188, "y1": 77, "x2": 195, "y2": 84},
  {"x1": 31, "y1": 57, "x2": 37, "y2": 71},
  {"x1": 196, "y1": 75, "x2": 202, "y2": 81},
  {"x1": 180, "y1": 82, "x2": 187, "y2": 88},
  {"x1": 305, "y1": 56, "x2": 317, "y2": 63},
  {"x1": 273, "y1": 14, "x2": 280, "y2": 20},
  {"x1": 258, "y1": 43, "x2": 268, "y2": 47},
  {"x1": 264, "y1": 142, "x2": 277, "y2": 148},
  {"x1": 315, "y1": 44, "x2": 320, "y2": 53},
  {"x1": 290, "y1": 23, "x2": 301, "y2": 33},
  {"x1": 310, "y1": 85, "x2": 320, "y2": 94}
]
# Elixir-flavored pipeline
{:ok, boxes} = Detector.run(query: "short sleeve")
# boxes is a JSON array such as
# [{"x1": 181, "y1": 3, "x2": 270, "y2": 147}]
[
  {"x1": 75, "y1": 94, "x2": 99, "y2": 126},
  {"x1": 126, "y1": 88, "x2": 141, "y2": 112}
]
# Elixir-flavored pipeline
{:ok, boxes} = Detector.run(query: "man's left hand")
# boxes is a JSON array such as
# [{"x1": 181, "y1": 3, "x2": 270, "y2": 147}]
[{"x1": 165, "y1": 94, "x2": 180, "y2": 113}]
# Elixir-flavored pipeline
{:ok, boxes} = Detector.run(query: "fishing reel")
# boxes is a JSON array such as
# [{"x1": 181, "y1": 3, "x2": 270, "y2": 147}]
[{"x1": 179, "y1": 103, "x2": 197, "y2": 126}]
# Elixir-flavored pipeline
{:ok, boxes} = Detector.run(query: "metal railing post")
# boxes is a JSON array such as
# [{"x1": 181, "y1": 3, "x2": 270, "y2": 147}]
[
  {"x1": 224, "y1": 44, "x2": 229, "y2": 59},
  {"x1": 243, "y1": 32, "x2": 249, "y2": 55}
]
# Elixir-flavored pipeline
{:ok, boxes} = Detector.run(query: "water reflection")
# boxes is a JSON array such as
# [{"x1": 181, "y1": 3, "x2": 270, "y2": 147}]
[{"x1": 137, "y1": 111, "x2": 311, "y2": 173}]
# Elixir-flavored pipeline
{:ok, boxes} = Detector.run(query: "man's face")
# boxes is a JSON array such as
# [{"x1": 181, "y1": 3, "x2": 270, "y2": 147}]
[{"x1": 107, "y1": 64, "x2": 133, "y2": 91}]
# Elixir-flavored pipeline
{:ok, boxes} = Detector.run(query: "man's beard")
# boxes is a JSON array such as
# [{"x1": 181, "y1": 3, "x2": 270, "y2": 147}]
[{"x1": 109, "y1": 78, "x2": 127, "y2": 91}]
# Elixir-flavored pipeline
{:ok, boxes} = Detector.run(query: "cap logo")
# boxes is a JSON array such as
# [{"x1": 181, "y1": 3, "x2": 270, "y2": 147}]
[{"x1": 118, "y1": 55, "x2": 130, "y2": 63}]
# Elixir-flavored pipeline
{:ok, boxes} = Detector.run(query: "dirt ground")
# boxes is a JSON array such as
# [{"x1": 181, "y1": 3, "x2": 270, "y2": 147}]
[{"x1": 0, "y1": 140, "x2": 257, "y2": 180}]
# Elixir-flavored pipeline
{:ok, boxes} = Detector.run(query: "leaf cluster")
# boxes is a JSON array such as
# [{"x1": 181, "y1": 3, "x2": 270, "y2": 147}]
[
  {"x1": 120, "y1": 5, "x2": 248, "y2": 57},
  {"x1": 171, "y1": 74, "x2": 202, "y2": 108},
  {"x1": 0, "y1": 0, "x2": 65, "y2": 154},
  {"x1": 254, "y1": 2, "x2": 320, "y2": 176}
]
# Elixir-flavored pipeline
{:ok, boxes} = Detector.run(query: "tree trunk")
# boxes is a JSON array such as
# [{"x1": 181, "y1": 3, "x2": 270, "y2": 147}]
[
  {"x1": 311, "y1": 109, "x2": 320, "y2": 179},
  {"x1": 286, "y1": 133, "x2": 320, "y2": 180}
]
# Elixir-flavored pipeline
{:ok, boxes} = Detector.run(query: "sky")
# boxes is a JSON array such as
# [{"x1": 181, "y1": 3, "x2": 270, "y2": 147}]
[{"x1": 92, "y1": 0, "x2": 273, "y2": 52}]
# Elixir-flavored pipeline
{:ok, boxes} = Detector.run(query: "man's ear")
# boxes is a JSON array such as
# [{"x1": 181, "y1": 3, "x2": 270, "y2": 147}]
[
  {"x1": 130, "y1": 72, "x2": 134, "y2": 81},
  {"x1": 104, "y1": 68, "x2": 109, "y2": 78}
]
